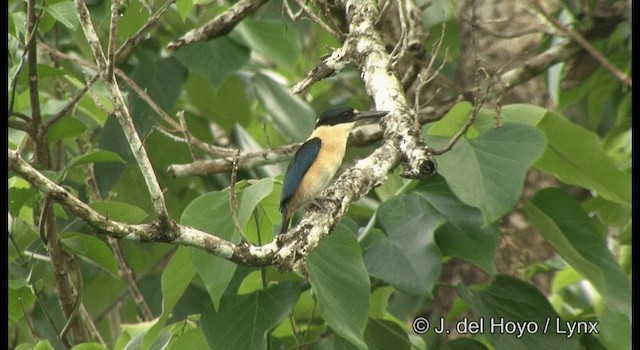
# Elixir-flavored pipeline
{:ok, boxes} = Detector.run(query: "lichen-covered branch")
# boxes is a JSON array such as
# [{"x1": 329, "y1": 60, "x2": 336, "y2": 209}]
[
  {"x1": 168, "y1": 143, "x2": 301, "y2": 178},
  {"x1": 75, "y1": 0, "x2": 172, "y2": 229},
  {"x1": 274, "y1": 0, "x2": 438, "y2": 271},
  {"x1": 165, "y1": 120, "x2": 406, "y2": 177},
  {"x1": 291, "y1": 45, "x2": 349, "y2": 95},
  {"x1": 344, "y1": 0, "x2": 436, "y2": 179},
  {"x1": 9, "y1": 149, "x2": 278, "y2": 267},
  {"x1": 167, "y1": 0, "x2": 269, "y2": 51}
]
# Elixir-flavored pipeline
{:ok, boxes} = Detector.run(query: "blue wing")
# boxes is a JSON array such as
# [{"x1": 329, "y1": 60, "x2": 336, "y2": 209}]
[{"x1": 280, "y1": 138, "x2": 321, "y2": 211}]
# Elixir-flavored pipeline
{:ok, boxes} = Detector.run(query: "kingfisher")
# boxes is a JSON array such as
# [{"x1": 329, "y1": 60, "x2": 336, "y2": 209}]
[{"x1": 279, "y1": 107, "x2": 389, "y2": 235}]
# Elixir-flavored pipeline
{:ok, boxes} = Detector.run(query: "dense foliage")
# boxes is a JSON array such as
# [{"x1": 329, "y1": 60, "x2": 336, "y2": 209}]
[{"x1": 8, "y1": 0, "x2": 630, "y2": 349}]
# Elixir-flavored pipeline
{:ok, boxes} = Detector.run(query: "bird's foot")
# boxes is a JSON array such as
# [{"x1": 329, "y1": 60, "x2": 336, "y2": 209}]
[{"x1": 307, "y1": 198, "x2": 325, "y2": 211}]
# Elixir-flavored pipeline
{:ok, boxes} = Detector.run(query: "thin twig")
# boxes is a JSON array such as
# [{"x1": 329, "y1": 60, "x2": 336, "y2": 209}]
[
  {"x1": 290, "y1": 45, "x2": 348, "y2": 95},
  {"x1": 115, "y1": 69, "x2": 238, "y2": 157},
  {"x1": 432, "y1": 3, "x2": 490, "y2": 156},
  {"x1": 77, "y1": 138, "x2": 155, "y2": 322},
  {"x1": 58, "y1": 257, "x2": 84, "y2": 343},
  {"x1": 413, "y1": 20, "x2": 447, "y2": 127},
  {"x1": 8, "y1": 120, "x2": 32, "y2": 133},
  {"x1": 229, "y1": 149, "x2": 248, "y2": 242},
  {"x1": 41, "y1": 0, "x2": 175, "y2": 131},
  {"x1": 283, "y1": 0, "x2": 304, "y2": 20},
  {"x1": 45, "y1": 74, "x2": 100, "y2": 131},
  {"x1": 293, "y1": 0, "x2": 341, "y2": 37},
  {"x1": 76, "y1": 0, "x2": 172, "y2": 228},
  {"x1": 531, "y1": 1, "x2": 631, "y2": 87},
  {"x1": 115, "y1": 0, "x2": 176, "y2": 60},
  {"x1": 177, "y1": 111, "x2": 200, "y2": 161},
  {"x1": 107, "y1": 0, "x2": 121, "y2": 80}
]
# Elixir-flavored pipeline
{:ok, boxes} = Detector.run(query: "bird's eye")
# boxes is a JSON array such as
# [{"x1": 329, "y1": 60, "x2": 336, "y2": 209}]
[{"x1": 343, "y1": 112, "x2": 351, "y2": 118}]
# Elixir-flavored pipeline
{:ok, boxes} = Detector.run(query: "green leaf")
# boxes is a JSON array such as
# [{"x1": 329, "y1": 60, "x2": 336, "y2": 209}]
[
  {"x1": 416, "y1": 175, "x2": 498, "y2": 275},
  {"x1": 175, "y1": 0, "x2": 193, "y2": 21},
  {"x1": 128, "y1": 56, "x2": 187, "y2": 136},
  {"x1": 534, "y1": 112, "x2": 631, "y2": 206},
  {"x1": 308, "y1": 226, "x2": 370, "y2": 350},
  {"x1": 427, "y1": 101, "x2": 476, "y2": 137},
  {"x1": 458, "y1": 275, "x2": 580, "y2": 350},
  {"x1": 370, "y1": 192, "x2": 446, "y2": 296},
  {"x1": 47, "y1": 116, "x2": 87, "y2": 143},
  {"x1": 60, "y1": 232, "x2": 119, "y2": 277},
  {"x1": 9, "y1": 186, "x2": 37, "y2": 216},
  {"x1": 184, "y1": 73, "x2": 253, "y2": 130},
  {"x1": 441, "y1": 338, "x2": 490, "y2": 350},
  {"x1": 89, "y1": 201, "x2": 148, "y2": 224},
  {"x1": 523, "y1": 188, "x2": 631, "y2": 318},
  {"x1": 181, "y1": 191, "x2": 238, "y2": 310},
  {"x1": 65, "y1": 150, "x2": 127, "y2": 172},
  {"x1": 476, "y1": 106, "x2": 631, "y2": 206},
  {"x1": 597, "y1": 309, "x2": 631, "y2": 350},
  {"x1": 9, "y1": 285, "x2": 36, "y2": 322},
  {"x1": 364, "y1": 318, "x2": 411, "y2": 350},
  {"x1": 234, "y1": 20, "x2": 302, "y2": 71},
  {"x1": 175, "y1": 38, "x2": 249, "y2": 89},
  {"x1": 70, "y1": 343, "x2": 108, "y2": 350},
  {"x1": 180, "y1": 179, "x2": 274, "y2": 309},
  {"x1": 33, "y1": 340, "x2": 54, "y2": 350},
  {"x1": 200, "y1": 281, "x2": 301, "y2": 350},
  {"x1": 253, "y1": 73, "x2": 315, "y2": 142},
  {"x1": 166, "y1": 327, "x2": 207, "y2": 350},
  {"x1": 143, "y1": 247, "x2": 197, "y2": 349},
  {"x1": 373, "y1": 172, "x2": 408, "y2": 201},
  {"x1": 17, "y1": 64, "x2": 67, "y2": 85},
  {"x1": 428, "y1": 123, "x2": 546, "y2": 224},
  {"x1": 46, "y1": 1, "x2": 78, "y2": 29}
]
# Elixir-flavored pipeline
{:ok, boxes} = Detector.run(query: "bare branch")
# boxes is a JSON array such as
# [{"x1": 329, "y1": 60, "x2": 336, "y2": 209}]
[
  {"x1": 274, "y1": 0, "x2": 438, "y2": 271},
  {"x1": 75, "y1": 0, "x2": 108, "y2": 77},
  {"x1": 499, "y1": 39, "x2": 581, "y2": 91},
  {"x1": 167, "y1": 0, "x2": 270, "y2": 51},
  {"x1": 531, "y1": 1, "x2": 631, "y2": 87},
  {"x1": 9, "y1": 149, "x2": 278, "y2": 267},
  {"x1": 168, "y1": 143, "x2": 300, "y2": 177},
  {"x1": 76, "y1": 0, "x2": 172, "y2": 228},
  {"x1": 229, "y1": 150, "x2": 248, "y2": 242},
  {"x1": 106, "y1": 0, "x2": 121, "y2": 80},
  {"x1": 115, "y1": 0, "x2": 176, "y2": 61},
  {"x1": 8, "y1": 119, "x2": 32, "y2": 133},
  {"x1": 44, "y1": 74, "x2": 100, "y2": 132},
  {"x1": 77, "y1": 139, "x2": 155, "y2": 322},
  {"x1": 291, "y1": 45, "x2": 349, "y2": 95},
  {"x1": 292, "y1": 0, "x2": 341, "y2": 37},
  {"x1": 115, "y1": 70, "x2": 238, "y2": 158}
]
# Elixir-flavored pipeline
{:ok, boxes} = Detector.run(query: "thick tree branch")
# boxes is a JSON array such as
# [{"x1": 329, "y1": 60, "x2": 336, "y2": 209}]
[
  {"x1": 75, "y1": 0, "x2": 172, "y2": 229},
  {"x1": 274, "y1": 0, "x2": 437, "y2": 271},
  {"x1": 167, "y1": 0, "x2": 270, "y2": 51},
  {"x1": 25, "y1": 0, "x2": 100, "y2": 344},
  {"x1": 345, "y1": 0, "x2": 436, "y2": 180},
  {"x1": 9, "y1": 149, "x2": 278, "y2": 267}
]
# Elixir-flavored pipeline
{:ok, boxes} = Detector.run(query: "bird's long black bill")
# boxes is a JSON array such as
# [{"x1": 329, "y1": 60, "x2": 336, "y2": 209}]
[{"x1": 354, "y1": 110, "x2": 389, "y2": 121}]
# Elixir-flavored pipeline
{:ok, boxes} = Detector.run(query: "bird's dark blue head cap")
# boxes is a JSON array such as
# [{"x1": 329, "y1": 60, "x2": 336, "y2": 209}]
[{"x1": 316, "y1": 107, "x2": 388, "y2": 127}]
